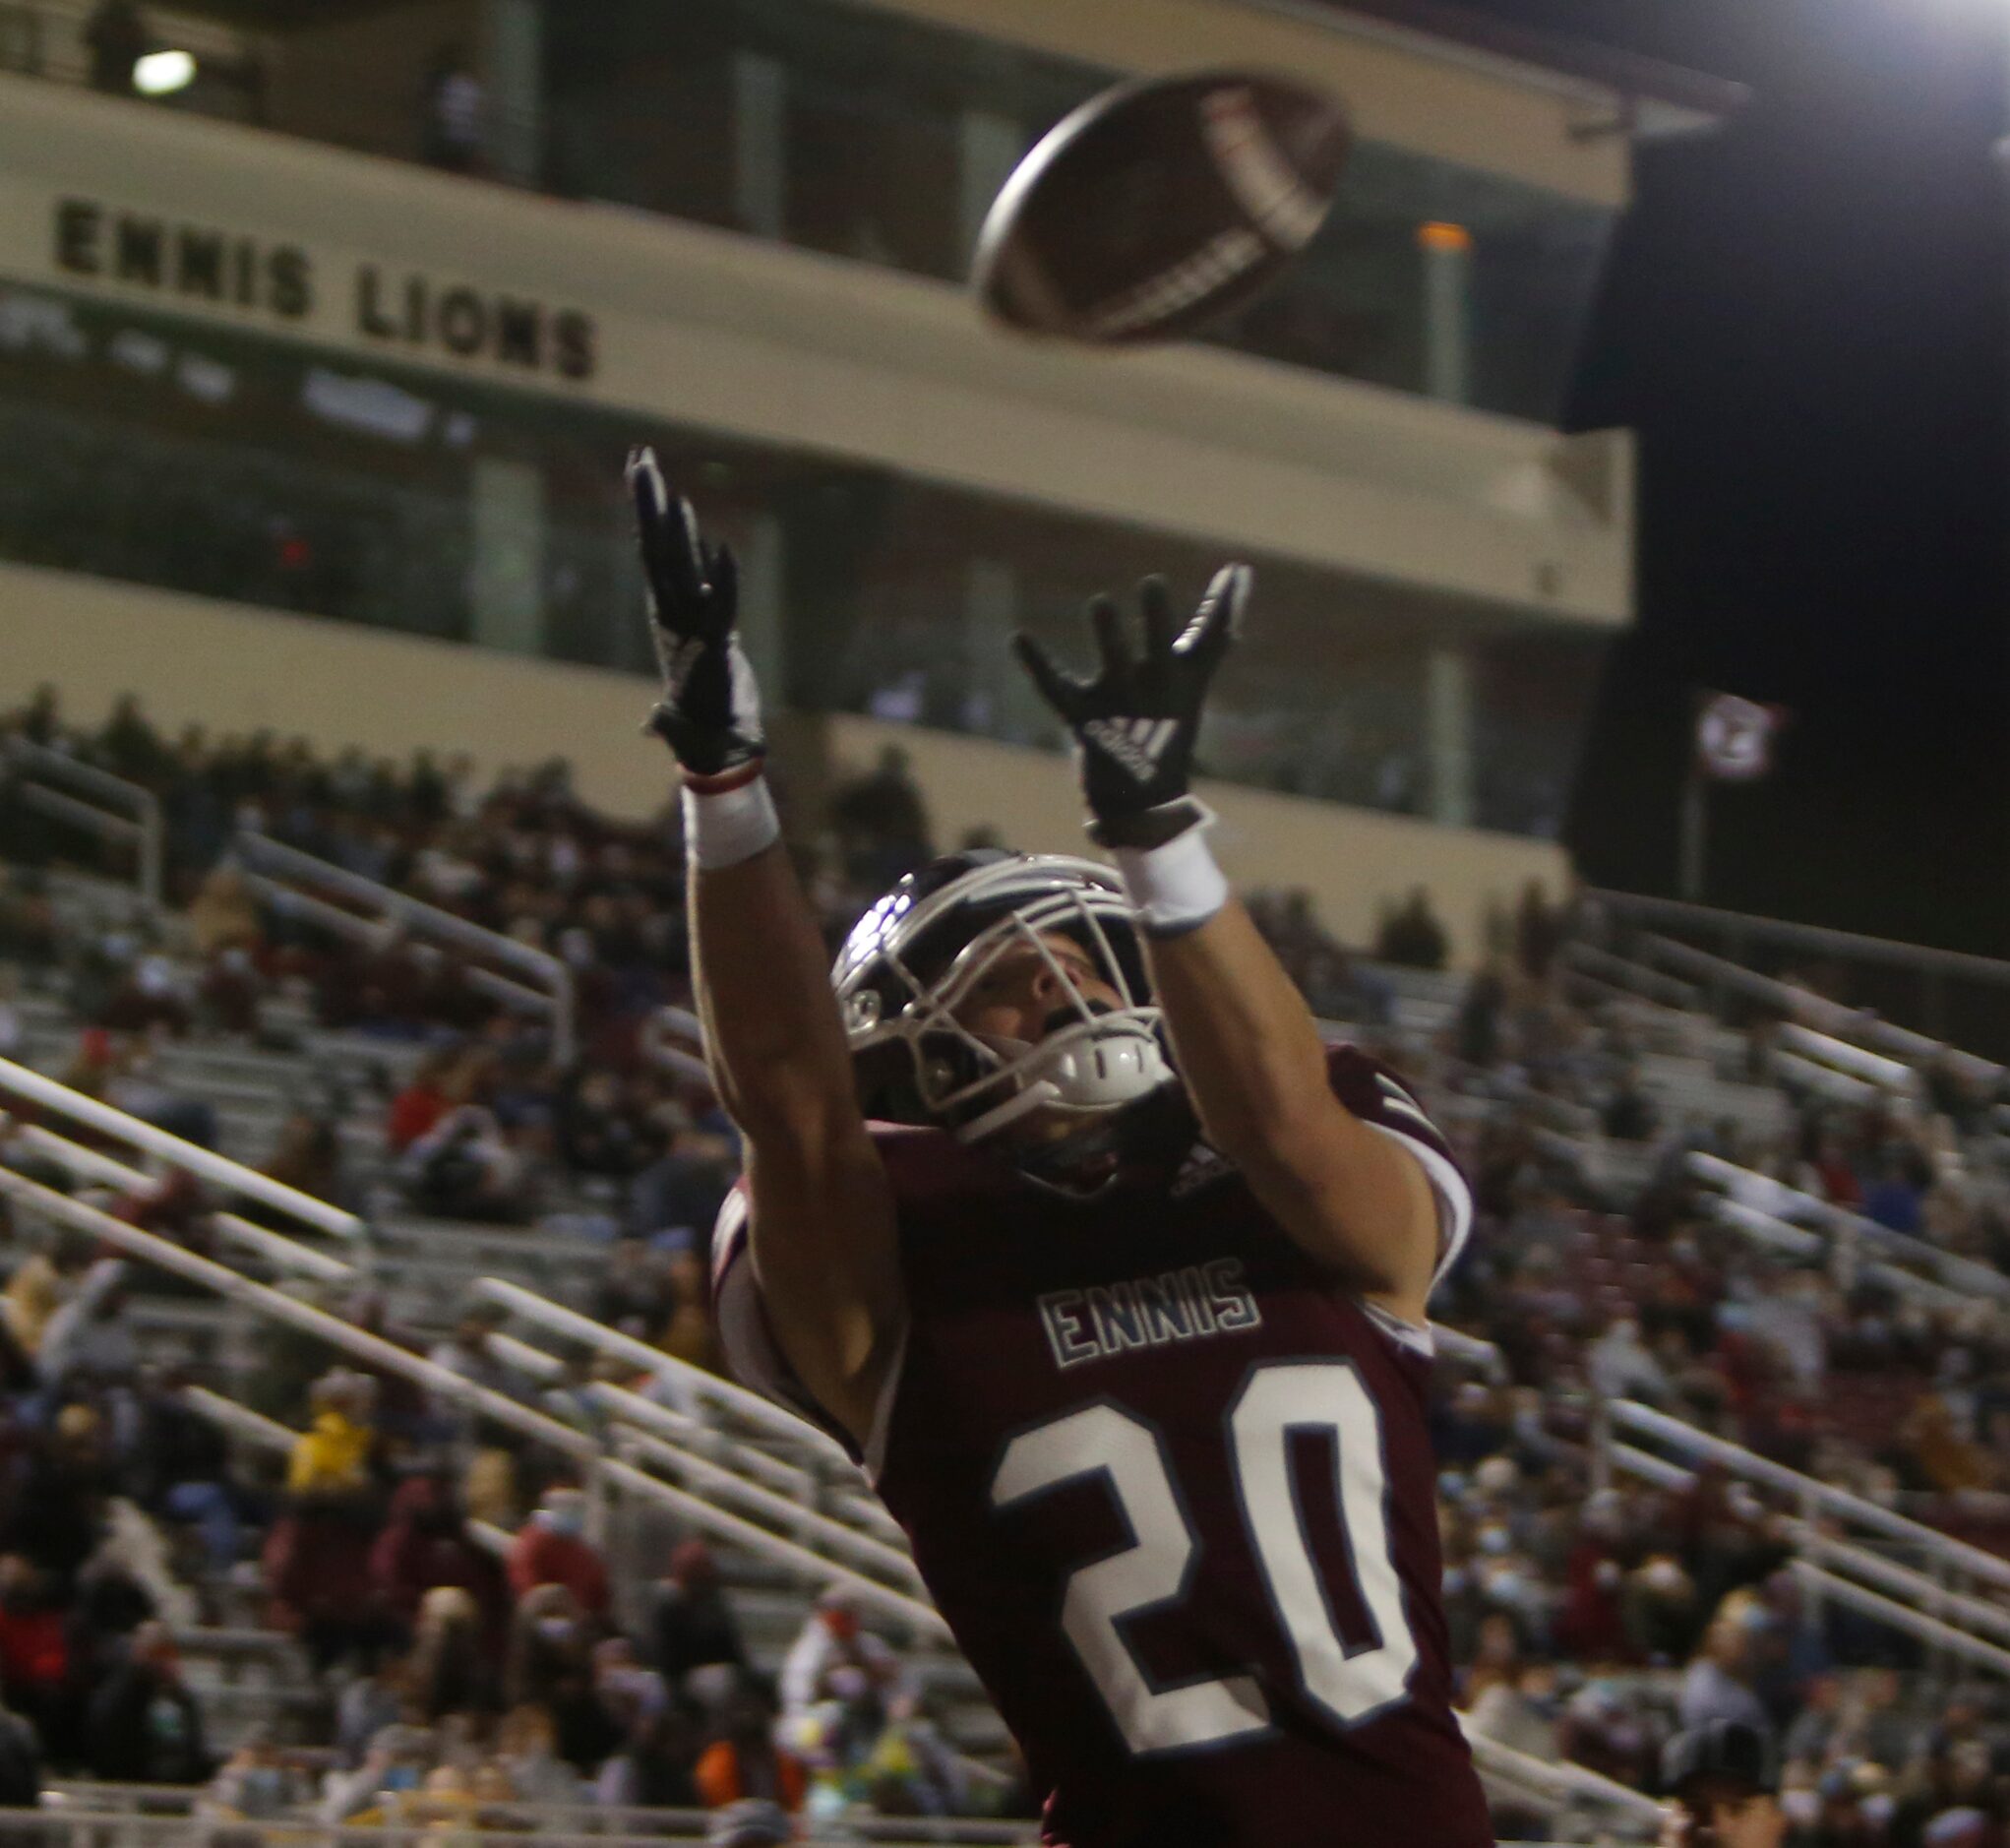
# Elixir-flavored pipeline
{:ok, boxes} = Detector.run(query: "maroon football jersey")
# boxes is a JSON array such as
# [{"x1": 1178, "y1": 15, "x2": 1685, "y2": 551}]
[{"x1": 713, "y1": 1047, "x2": 1491, "y2": 1848}]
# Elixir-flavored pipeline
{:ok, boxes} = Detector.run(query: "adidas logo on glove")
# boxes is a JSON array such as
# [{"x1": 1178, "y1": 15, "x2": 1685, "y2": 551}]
[{"x1": 1083, "y1": 717, "x2": 1179, "y2": 785}]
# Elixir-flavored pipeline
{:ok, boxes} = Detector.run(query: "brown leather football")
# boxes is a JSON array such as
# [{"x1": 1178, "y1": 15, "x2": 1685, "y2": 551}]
[{"x1": 972, "y1": 69, "x2": 1353, "y2": 346}]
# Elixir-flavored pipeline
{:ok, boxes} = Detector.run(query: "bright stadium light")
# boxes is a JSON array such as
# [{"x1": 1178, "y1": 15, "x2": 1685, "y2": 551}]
[{"x1": 132, "y1": 49, "x2": 197, "y2": 95}]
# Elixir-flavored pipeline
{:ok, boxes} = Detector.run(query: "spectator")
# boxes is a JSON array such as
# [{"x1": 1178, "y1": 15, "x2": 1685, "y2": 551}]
[
  {"x1": 335, "y1": 1655, "x2": 410, "y2": 1766},
  {"x1": 266, "y1": 1373, "x2": 389, "y2": 1674},
  {"x1": 85, "y1": 1620, "x2": 211, "y2": 1784},
  {"x1": 204, "y1": 1730, "x2": 300, "y2": 1819},
  {"x1": 369, "y1": 1473, "x2": 508, "y2": 1640},
  {"x1": 405, "y1": 1584, "x2": 495, "y2": 1722},
  {"x1": 651, "y1": 1539, "x2": 748, "y2": 1683},
  {"x1": 284, "y1": 1369, "x2": 376, "y2": 1496},
  {"x1": 1453, "y1": 965, "x2": 1505, "y2": 1068},
  {"x1": 707, "y1": 1799, "x2": 794, "y2": 1846},
  {"x1": 424, "y1": 1301, "x2": 516, "y2": 1429},
  {"x1": 829, "y1": 746, "x2": 932, "y2": 890},
  {"x1": 262, "y1": 1112, "x2": 348, "y2": 1210},
  {"x1": 597, "y1": 1694, "x2": 700, "y2": 1808},
  {"x1": 1863, "y1": 1148, "x2": 1926, "y2": 1236},
  {"x1": 593, "y1": 1236, "x2": 677, "y2": 1334},
  {"x1": 1601, "y1": 1069, "x2": 1658, "y2": 1142},
  {"x1": 421, "y1": 44, "x2": 485, "y2": 173},
  {"x1": 779, "y1": 1588, "x2": 907, "y2": 1738},
  {"x1": 319, "y1": 1721, "x2": 437, "y2": 1823},
  {"x1": 1374, "y1": 888, "x2": 1449, "y2": 970},
  {"x1": 1680, "y1": 1611, "x2": 1775, "y2": 1737},
  {"x1": 124, "y1": 1366, "x2": 241, "y2": 1570},
  {"x1": 401, "y1": 1104, "x2": 536, "y2": 1223},
  {"x1": 504, "y1": 1583, "x2": 615, "y2": 1770},
  {"x1": 493, "y1": 1701, "x2": 580, "y2": 1805},
  {"x1": 0, "y1": 1558, "x2": 69, "y2": 1755},
  {"x1": 855, "y1": 1691, "x2": 967, "y2": 1818},
  {"x1": 35, "y1": 1259, "x2": 134, "y2": 1394},
  {"x1": 387, "y1": 1048, "x2": 457, "y2": 1153},
  {"x1": 631, "y1": 1122, "x2": 735, "y2": 1252},
  {"x1": 1465, "y1": 1661, "x2": 1562, "y2": 1763},
  {"x1": 1, "y1": 1242, "x2": 68, "y2": 1362},
  {"x1": 185, "y1": 865, "x2": 263, "y2": 959},
  {"x1": 0, "y1": 1690, "x2": 41, "y2": 1809},
  {"x1": 695, "y1": 1675, "x2": 807, "y2": 1814},
  {"x1": 1587, "y1": 1317, "x2": 1671, "y2": 1403},
  {"x1": 506, "y1": 1485, "x2": 609, "y2": 1619},
  {"x1": 9, "y1": 1406, "x2": 113, "y2": 1587}
]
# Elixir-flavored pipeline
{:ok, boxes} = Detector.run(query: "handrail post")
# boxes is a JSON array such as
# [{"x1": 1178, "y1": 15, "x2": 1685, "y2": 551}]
[
  {"x1": 134, "y1": 785, "x2": 163, "y2": 911},
  {"x1": 552, "y1": 965, "x2": 577, "y2": 1068},
  {"x1": 236, "y1": 829, "x2": 574, "y2": 1065},
  {"x1": 4, "y1": 739, "x2": 162, "y2": 914},
  {"x1": 1588, "y1": 1391, "x2": 1614, "y2": 1495}
]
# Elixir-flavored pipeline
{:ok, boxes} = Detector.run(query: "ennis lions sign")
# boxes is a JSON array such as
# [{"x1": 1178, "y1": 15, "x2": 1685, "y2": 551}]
[{"x1": 51, "y1": 198, "x2": 598, "y2": 382}]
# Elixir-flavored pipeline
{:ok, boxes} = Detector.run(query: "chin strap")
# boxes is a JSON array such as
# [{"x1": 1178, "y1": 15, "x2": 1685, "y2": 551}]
[{"x1": 1010, "y1": 1084, "x2": 1199, "y2": 1196}]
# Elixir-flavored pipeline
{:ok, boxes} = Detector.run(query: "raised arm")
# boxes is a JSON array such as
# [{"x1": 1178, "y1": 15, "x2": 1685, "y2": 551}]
[
  {"x1": 630, "y1": 452, "x2": 901, "y2": 1445},
  {"x1": 1014, "y1": 573, "x2": 1440, "y2": 1321}
]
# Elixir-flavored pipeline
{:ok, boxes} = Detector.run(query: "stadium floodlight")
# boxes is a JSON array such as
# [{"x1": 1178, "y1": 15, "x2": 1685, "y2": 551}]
[{"x1": 132, "y1": 50, "x2": 197, "y2": 95}]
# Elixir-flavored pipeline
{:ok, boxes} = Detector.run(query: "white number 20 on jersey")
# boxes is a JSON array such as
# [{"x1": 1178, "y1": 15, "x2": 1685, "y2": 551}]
[{"x1": 990, "y1": 1360, "x2": 1417, "y2": 1756}]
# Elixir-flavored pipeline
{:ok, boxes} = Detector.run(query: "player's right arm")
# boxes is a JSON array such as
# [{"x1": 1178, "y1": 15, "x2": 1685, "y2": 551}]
[{"x1": 629, "y1": 451, "x2": 901, "y2": 1448}]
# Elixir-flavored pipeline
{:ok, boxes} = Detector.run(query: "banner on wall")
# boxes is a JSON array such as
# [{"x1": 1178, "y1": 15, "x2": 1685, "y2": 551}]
[
  {"x1": 1695, "y1": 690, "x2": 1787, "y2": 784},
  {"x1": 33, "y1": 193, "x2": 597, "y2": 383}
]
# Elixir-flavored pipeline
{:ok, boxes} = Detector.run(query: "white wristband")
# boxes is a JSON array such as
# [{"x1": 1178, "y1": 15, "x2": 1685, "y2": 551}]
[
  {"x1": 683, "y1": 773, "x2": 780, "y2": 871},
  {"x1": 1113, "y1": 823, "x2": 1229, "y2": 937}
]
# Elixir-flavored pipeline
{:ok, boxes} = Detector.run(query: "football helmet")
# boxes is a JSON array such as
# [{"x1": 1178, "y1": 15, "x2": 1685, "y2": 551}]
[{"x1": 833, "y1": 849, "x2": 1176, "y2": 1145}]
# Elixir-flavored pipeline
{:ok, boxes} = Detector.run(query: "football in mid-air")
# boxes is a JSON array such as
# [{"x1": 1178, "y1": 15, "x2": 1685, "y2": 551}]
[{"x1": 971, "y1": 69, "x2": 1352, "y2": 346}]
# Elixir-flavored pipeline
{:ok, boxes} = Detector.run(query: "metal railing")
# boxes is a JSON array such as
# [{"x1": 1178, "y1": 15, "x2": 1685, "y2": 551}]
[
  {"x1": 41, "y1": 1781, "x2": 1604, "y2": 1847},
  {"x1": 1608, "y1": 1398, "x2": 2010, "y2": 1592},
  {"x1": 1600, "y1": 1397, "x2": 2010, "y2": 1676},
  {"x1": 1600, "y1": 1426, "x2": 2010, "y2": 1678},
  {"x1": 0, "y1": 1075, "x2": 936, "y2": 1623},
  {"x1": 1462, "y1": 1728, "x2": 1664, "y2": 1835},
  {"x1": 1587, "y1": 887, "x2": 2010, "y2": 1068},
  {"x1": 1686, "y1": 1149, "x2": 2010, "y2": 1303},
  {"x1": 0, "y1": 1055, "x2": 365, "y2": 1245},
  {"x1": 33, "y1": 1800, "x2": 1040, "y2": 1846},
  {"x1": 3, "y1": 737, "x2": 162, "y2": 908},
  {"x1": 233, "y1": 831, "x2": 575, "y2": 1064}
]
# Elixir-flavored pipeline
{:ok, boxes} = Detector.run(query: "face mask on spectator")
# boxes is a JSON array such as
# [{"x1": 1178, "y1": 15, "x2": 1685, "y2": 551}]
[
  {"x1": 536, "y1": 1616, "x2": 576, "y2": 1644},
  {"x1": 241, "y1": 1767, "x2": 286, "y2": 1808},
  {"x1": 1783, "y1": 1790, "x2": 1820, "y2": 1826}
]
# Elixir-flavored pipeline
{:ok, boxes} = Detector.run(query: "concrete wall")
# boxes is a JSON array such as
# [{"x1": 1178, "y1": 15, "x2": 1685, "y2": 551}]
[
  {"x1": 3, "y1": 562, "x2": 1567, "y2": 963},
  {"x1": 860, "y1": 0, "x2": 1631, "y2": 206},
  {"x1": 0, "y1": 74, "x2": 1630, "y2": 625}
]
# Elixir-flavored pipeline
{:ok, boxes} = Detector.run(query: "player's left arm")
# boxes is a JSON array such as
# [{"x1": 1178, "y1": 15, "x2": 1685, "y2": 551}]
[
  {"x1": 1014, "y1": 571, "x2": 1440, "y2": 1321},
  {"x1": 1140, "y1": 902, "x2": 1438, "y2": 1316}
]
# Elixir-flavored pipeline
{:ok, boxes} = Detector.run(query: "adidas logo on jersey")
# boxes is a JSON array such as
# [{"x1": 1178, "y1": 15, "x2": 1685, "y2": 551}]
[
  {"x1": 1082, "y1": 716, "x2": 1178, "y2": 785},
  {"x1": 1171, "y1": 1141, "x2": 1233, "y2": 1199}
]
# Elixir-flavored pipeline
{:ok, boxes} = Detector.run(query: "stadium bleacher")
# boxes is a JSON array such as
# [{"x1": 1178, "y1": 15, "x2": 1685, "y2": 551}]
[
  {"x1": 4, "y1": 699, "x2": 2010, "y2": 1844},
  {"x1": 5, "y1": 3, "x2": 2010, "y2": 1842}
]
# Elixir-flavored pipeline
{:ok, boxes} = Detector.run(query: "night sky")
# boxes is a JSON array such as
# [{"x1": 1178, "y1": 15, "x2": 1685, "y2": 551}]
[{"x1": 1342, "y1": 0, "x2": 2010, "y2": 955}]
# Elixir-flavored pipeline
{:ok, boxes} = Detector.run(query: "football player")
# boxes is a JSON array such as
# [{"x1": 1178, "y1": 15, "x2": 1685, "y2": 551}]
[{"x1": 629, "y1": 450, "x2": 1492, "y2": 1848}]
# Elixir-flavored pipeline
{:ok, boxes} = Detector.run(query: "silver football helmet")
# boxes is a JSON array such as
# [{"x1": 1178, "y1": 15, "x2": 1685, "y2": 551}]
[{"x1": 833, "y1": 849, "x2": 1176, "y2": 1144}]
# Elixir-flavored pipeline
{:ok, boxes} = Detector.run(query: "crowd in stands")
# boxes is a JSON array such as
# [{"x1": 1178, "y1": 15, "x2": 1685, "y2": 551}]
[
  {"x1": 0, "y1": 1232, "x2": 1010, "y2": 1832},
  {"x1": 8, "y1": 688, "x2": 2010, "y2": 1843}
]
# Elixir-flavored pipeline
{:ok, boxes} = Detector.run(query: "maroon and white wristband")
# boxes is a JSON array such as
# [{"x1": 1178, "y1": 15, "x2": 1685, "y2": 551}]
[{"x1": 682, "y1": 762, "x2": 780, "y2": 870}]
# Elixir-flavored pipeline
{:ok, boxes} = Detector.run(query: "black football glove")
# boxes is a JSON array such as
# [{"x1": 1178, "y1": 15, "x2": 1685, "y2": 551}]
[
  {"x1": 1013, "y1": 566, "x2": 1249, "y2": 846},
  {"x1": 628, "y1": 447, "x2": 764, "y2": 781}
]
